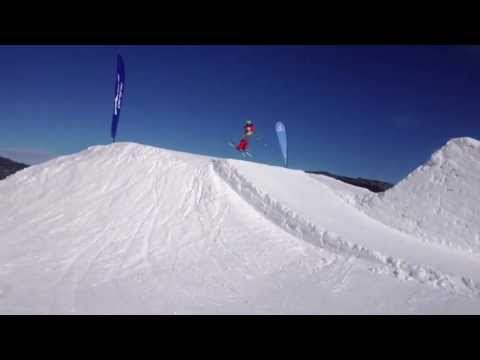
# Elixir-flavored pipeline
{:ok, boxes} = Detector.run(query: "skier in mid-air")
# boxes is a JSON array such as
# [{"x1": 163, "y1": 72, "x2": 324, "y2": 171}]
[{"x1": 236, "y1": 120, "x2": 256, "y2": 152}]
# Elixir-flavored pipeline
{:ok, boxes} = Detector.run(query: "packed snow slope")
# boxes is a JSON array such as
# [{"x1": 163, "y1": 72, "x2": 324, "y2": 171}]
[
  {"x1": 1, "y1": 141, "x2": 480, "y2": 314},
  {"x1": 359, "y1": 137, "x2": 480, "y2": 254}
]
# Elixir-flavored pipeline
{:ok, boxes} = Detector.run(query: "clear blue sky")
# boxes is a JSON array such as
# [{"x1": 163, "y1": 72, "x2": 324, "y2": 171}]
[{"x1": 1, "y1": 45, "x2": 479, "y2": 183}]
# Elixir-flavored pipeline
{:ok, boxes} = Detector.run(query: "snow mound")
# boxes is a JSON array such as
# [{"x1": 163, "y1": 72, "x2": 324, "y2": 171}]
[
  {"x1": 0, "y1": 143, "x2": 343, "y2": 313},
  {"x1": 2, "y1": 141, "x2": 480, "y2": 314},
  {"x1": 214, "y1": 159, "x2": 480, "y2": 297},
  {"x1": 360, "y1": 137, "x2": 480, "y2": 253}
]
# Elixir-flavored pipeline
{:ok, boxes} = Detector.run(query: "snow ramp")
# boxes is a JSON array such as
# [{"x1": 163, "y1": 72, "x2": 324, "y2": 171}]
[
  {"x1": 0, "y1": 143, "x2": 347, "y2": 313},
  {"x1": 359, "y1": 137, "x2": 480, "y2": 254},
  {"x1": 1, "y1": 142, "x2": 480, "y2": 314},
  {"x1": 213, "y1": 158, "x2": 480, "y2": 297}
]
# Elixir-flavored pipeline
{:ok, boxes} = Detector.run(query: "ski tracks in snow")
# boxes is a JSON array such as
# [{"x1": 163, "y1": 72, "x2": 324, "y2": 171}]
[{"x1": 3, "y1": 143, "x2": 480, "y2": 313}]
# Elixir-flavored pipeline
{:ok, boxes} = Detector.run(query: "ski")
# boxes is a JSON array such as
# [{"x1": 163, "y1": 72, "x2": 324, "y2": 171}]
[{"x1": 228, "y1": 141, "x2": 253, "y2": 158}]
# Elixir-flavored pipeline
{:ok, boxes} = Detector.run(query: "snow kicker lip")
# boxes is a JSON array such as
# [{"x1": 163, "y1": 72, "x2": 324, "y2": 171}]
[{"x1": 211, "y1": 159, "x2": 480, "y2": 298}]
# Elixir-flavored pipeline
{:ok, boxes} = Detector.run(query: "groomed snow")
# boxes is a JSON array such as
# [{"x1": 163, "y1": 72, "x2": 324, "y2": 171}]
[
  {"x1": 359, "y1": 137, "x2": 480, "y2": 254},
  {"x1": 0, "y1": 141, "x2": 479, "y2": 314}
]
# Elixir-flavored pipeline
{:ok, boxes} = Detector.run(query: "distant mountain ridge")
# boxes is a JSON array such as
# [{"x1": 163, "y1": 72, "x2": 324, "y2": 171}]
[
  {"x1": 0, "y1": 156, "x2": 29, "y2": 180},
  {"x1": 305, "y1": 170, "x2": 394, "y2": 193}
]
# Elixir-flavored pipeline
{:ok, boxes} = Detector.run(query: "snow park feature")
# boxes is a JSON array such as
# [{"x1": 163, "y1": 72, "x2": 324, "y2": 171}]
[
  {"x1": 111, "y1": 54, "x2": 125, "y2": 143},
  {"x1": 0, "y1": 138, "x2": 480, "y2": 314},
  {"x1": 358, "y1": 137, "x2": 480, "y2": 255}
]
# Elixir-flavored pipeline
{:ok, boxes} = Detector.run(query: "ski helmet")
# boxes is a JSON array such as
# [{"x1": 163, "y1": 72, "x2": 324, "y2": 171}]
[{"x1": 246, "y1": 120, "x2": 252, "y2": 125}]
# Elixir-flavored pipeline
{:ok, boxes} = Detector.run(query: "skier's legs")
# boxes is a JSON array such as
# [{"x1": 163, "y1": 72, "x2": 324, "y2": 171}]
[{"x1": 237, "y1": 139, "x2": 249, "y2": 151}]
